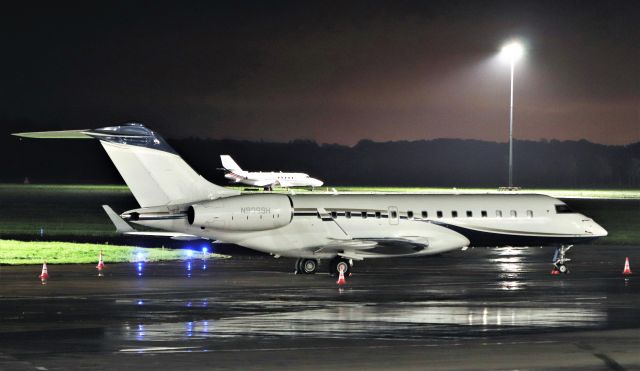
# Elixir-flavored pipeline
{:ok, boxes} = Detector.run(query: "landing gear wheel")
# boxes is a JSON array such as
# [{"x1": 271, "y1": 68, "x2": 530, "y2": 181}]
[
  {"x1": 294, "y1": 258, "x2": 318, "y2": 274},
  {"x1": 558, "y1": 264, "x2": 568, "y2": 274},
  {"x1": 329, "y1": 257, "x2": 352, "y2": 276},
  {"x1": 552, "y1": 245, "x2": 572, "y2": 274},
  {"x1": 300, "y1": 259, "x2": 318, "y2": 274}
]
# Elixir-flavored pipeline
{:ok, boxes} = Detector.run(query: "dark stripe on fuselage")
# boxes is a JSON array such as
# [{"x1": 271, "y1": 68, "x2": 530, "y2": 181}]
[{"x1": 430, "y1": 221, "x2": 600, "y2": 247}]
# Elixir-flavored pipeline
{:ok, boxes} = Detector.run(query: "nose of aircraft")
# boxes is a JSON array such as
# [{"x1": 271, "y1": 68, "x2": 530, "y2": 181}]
[
  {"x1": 311, "y1": 178, "x2": 324, "y2": 187},
  {"x1": 583, "y1": 217, "x2": 608, "y2": 237},
  {"x1": 592, "y1": 222, "x2": 608, "y2": 237}
]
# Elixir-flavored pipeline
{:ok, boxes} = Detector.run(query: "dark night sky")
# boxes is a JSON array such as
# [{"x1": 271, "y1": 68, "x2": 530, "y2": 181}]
[{"x1": 1, "y1": 0, "x2": 638, "y2": 145}]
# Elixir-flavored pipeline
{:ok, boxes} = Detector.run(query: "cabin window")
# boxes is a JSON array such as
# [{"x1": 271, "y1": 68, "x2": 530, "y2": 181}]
[
  {"x1": 510, "y1": 210, "x2": 517, "y2": 217},
  {"x1": 451, "y1": 211, "x2": 458, "y2": 218},
  {"x1": 555, "y1": 204, "x2": 575, "y2": 214},
  {"x1": 375, "y1": 211, "x2": 381, "y2": 219},
  {"x1": 526, "y1": 210, "x2": 533, "y2": 218},
  {"x1": 466, "y1": 210, "x2": 472, "y2": 217},
  {"x1": 346, "y1": 211, "x2": 352, "y2": 219},
  {"x1": 481, "y1": 210, "x2": 487, "y2": 218},
  {"x1": 421, "y1": 211, "x2": 428, "y2": 218},
  {"x1": 437, "y1": 211, "x2": 443, "y2": 218},
  {"x1": 496, "y1": 210, "x2": 503, "y2": 218},
  {"x1": 331, "y1": 211, "x2": 337, "y2": 219},
  {"x1": 407, "y1": 211, "x2": 414, "y2": 218}
]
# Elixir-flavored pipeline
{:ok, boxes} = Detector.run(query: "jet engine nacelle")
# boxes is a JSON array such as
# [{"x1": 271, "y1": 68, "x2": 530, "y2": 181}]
[{"x1": 187, "y1": 194, "x2": 293, "y2": 231}]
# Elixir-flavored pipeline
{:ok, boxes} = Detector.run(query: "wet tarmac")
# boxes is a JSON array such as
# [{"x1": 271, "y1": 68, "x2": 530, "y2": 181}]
[{"x1": 0, "y1": 245, "x2": 638, "y2": 370}]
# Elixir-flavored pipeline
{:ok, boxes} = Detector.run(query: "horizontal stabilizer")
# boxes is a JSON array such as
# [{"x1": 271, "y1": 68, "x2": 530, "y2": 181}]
[
  {"x1": 102, "y1": 205, "x2": 202, "y2": 240},
  {"x1": 12, "y1": 129, "x2": 92, "y2": 139},
  {"x1": 102, "y1": 205, "x2": 135, "y2": 233}
]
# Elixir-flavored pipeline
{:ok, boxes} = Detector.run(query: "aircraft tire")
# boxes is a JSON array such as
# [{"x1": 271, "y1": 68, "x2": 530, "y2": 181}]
[
  {"x1": 300, "y1": 259, "x2": 318, "y2": 274},
  {"x1": 558, "y1": 264, "x2": 568, "y2": 274}
]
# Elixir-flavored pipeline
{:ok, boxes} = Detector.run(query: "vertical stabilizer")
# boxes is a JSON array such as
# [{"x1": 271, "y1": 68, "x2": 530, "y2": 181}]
[
  {"x1": 13, "y1": 123, "x2": 239, "y2": 207},
  {"x1": 220, "y1": 155, "x2": 243, "y2": 172}
]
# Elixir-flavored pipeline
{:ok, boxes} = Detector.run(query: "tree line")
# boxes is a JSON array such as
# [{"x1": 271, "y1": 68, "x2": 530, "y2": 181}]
[{"x1": 5, "y1": 132, "x2": 640, "y2": 188}]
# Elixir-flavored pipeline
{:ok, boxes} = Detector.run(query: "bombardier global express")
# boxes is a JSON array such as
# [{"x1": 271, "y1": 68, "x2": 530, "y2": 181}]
[{"x1": 14, "y1": 123, "x2": 607, "y2": 275}]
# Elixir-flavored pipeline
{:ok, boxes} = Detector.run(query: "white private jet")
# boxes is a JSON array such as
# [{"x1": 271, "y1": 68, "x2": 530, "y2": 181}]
[
  {"x1": 13, "y1": 123, "x2": 607, "y2": 275},
  {"x1": 220, "y1": 154, "x2": 323, "y2": 190}
]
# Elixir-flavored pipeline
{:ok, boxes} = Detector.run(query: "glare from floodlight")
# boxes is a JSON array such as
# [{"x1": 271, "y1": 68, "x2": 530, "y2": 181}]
[
  {"x1": 498, "y1": 39, "x2": 525, "y2": 188},
  {"x1": 500, "y1": 42, "x2": 524, "y2": 63}
]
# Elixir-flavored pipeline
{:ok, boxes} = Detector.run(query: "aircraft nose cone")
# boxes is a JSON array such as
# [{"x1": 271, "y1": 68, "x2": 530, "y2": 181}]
[
  {"x1": 593, "y1": 223, "x2": 608, "y2": 237},
  {"x1": 584, "y1": 217, "x2": 608, "y2": 237},
  {"x1": 312, "y1": 179, "x2": 324, "y2": 187}
]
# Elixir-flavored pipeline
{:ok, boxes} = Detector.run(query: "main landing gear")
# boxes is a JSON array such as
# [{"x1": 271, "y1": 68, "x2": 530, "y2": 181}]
[
  {"x1": 293, "y1": 257, "x2": 353, "y2": 276},
  {"x1": 553, "y1": 245, "x2": 572, "y2": 274},
  {"x1": 295, "y1": 258, "x2": 319, "y2": 274}
]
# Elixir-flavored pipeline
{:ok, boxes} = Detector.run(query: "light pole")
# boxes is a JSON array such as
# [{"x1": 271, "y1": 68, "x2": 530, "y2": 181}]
[{"x1": 500, "y1": 41, "x2": 524, "y2": 188}]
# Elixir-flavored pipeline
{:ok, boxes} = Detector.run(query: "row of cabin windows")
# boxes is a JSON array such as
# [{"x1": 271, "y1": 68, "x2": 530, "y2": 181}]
[
  {"x1": 322, "y1": 205, "x2": 572, "y2": 220},
  {"x1": 408, "y1": 210, "x2": 534, "y2": 218},
  {"x1": 324, "y1": 210, "x2": 535, "y2": 219}
]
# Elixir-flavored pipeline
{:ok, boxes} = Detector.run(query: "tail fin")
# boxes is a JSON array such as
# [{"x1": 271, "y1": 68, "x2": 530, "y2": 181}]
[
  {"x1": 220, "y1": 155, "x2": 243, "y2": 172},
  {"x1": 13, "y1": 123, "x2": 239, "y2": 207}
]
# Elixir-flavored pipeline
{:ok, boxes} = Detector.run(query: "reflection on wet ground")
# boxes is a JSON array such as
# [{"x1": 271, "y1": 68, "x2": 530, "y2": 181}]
[{"x1": 0, "y1": 244, "x2": 638, "y2": 369}]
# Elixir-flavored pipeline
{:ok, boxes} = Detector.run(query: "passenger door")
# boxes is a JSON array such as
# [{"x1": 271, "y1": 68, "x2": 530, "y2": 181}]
[{"x1": 388, "y1": 206, "x2": 399, "y2": 225}]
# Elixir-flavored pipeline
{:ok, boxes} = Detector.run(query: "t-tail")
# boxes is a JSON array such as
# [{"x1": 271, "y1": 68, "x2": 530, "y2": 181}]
[
  {"x1": 13, "y1": 123, "x2": 239, "y2": 207},
  {"x1": 220, "y1": 154, "x2": 249, "y2": 181},
  {"x1": 220, "y1": 155, "x2": 243, "y2": 172}
]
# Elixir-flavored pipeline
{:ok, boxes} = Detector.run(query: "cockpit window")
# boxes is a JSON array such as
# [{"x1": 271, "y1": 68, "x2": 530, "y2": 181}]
[{"x1": 555, "y1": 204, "x2": 575, "y2": 214}]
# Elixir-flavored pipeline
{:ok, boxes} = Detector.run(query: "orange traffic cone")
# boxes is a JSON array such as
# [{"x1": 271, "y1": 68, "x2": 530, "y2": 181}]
[
  {"x1": 39, "y1": 261, "x2": 49, "y2": 285},
  {"x1": 551, "y1": 267, "x2": 560, "y2": 275},
  {"x1": 623, "y1": 257, "x2": 632, "y2": 275},
  {"x1": 96, "y1": 250, "x2": 105, "y2": 276},
  {"x1": 336, "y1": 268, "x2": 346, "y2": 285}
]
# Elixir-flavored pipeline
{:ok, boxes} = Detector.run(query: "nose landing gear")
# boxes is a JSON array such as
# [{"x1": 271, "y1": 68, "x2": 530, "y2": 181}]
[{"x1": 552, "y1": 245, "x2": 572, "y2": 274}]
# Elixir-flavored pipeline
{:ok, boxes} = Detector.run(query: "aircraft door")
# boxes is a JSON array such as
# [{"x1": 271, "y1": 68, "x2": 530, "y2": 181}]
[{"x1": 388, "y1": 206, "x2": 399, "y2": 225}]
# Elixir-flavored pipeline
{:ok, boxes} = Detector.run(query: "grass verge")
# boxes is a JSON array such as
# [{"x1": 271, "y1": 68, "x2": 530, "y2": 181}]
[{"x1": 0, "y1": 240, "x2": 228, "y2": 265}]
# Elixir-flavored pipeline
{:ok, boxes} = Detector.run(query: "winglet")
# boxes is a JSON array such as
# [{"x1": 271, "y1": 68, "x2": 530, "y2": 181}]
[{"x1": 102, "y1": 205, "x2": 135, "y2": 233}]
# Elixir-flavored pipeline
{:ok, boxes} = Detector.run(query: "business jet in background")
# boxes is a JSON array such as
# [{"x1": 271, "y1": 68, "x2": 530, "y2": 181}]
[
  {"x1": 13, "y1": 123, "x2": 607, "y2": 276},
  {"x1": 220, "y1": 154, "x2": 323, "y2": 190}
]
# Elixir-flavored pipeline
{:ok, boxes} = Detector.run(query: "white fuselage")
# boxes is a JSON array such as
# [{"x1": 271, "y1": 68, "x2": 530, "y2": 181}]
[
  {"x1": 15, "y1": 123, "x2": 608, "y2": 266},
  {"x1": 129, "y1": 193, "x2": 607, "y2": 260},
  {"x1": 225, "y1": 170, "x2": 323, "y2": 188}
]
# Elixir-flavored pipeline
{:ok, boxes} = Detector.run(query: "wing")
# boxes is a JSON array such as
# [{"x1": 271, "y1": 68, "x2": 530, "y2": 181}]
[
  {"x1": 276, "y1": 180, "x2": 294, "y2": 187},
  {"x1": 252, "y1": 179, "x2": 276, "y2": 187},
  {"x1": 314, "y1": 237, "x2": 430, "y2": 260},
  {"x1": 309, "y1": 209, "x2": 469, "y2": 259}
]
